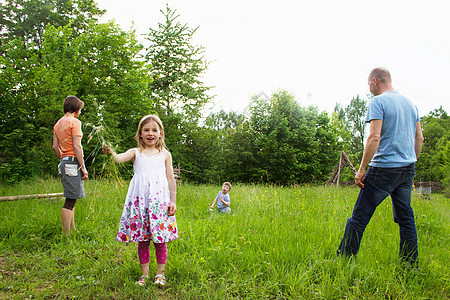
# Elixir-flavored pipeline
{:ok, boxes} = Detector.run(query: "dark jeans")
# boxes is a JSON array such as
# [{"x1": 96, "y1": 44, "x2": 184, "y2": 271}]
[{"x1": 337, "y1": 163, "x2": 418, "y2": 266}]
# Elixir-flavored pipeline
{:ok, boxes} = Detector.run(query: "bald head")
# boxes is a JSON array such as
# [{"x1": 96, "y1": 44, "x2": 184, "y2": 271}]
[
  {"x1": 368, "y1": 67, "x2": 392, "y2": 84},
  {"x1": 368, "y1": 67, "x2": 394, "y2": 95}
]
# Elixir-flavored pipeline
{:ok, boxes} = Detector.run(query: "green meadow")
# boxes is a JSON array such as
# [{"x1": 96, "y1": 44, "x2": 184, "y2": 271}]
[{"x1": 0, "y1": 178, "x2": 448, "y2": 299}]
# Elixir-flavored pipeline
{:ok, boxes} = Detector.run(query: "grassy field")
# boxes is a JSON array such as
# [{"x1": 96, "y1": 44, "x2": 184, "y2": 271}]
[{"x1": 0, "y1": 178, "x2": 448, "y2": 299}]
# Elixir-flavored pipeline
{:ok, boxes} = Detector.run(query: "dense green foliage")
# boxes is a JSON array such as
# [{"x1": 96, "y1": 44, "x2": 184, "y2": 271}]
[
  {"x1": 0, "y1": 0, "x2": 448, "y2": 191},
  {"x1": 176, "y1": 90, "x2": 341, "y2": 184},
  {"x1": 0, "y1": 0, "x2": 104, "y2": 51},
  {"x1": 0, "y1": 179, "x2": 448, "y2": 298},
  {"x1": 416, "y1": 107, "x2": 450, "y2": 195},
  {"x1": 0, "y1": 0, "x2": 152, "y2": 182},
  {"x1": 247, "y1": 90, "x2": 340, "y2": 183},
  {"x1": 333, "y1": 95, "x2": 369, "y2": 164}
]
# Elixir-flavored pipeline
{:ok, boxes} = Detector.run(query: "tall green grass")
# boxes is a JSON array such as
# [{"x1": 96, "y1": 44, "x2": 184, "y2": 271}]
[{"x1": 0, "y1": 179, "x2": 448, "y2": 299}]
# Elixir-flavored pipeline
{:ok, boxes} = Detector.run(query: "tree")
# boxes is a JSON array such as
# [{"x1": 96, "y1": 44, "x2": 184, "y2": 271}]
[
  {"x1": 203, "y1": 110, "x2": 257, "y2": 183},
  {"x1": 333, "y1": 95, "x2": 369, "y2": 164},
  {"x1": 0, "y1": 0, "x2": 104, "y2": 52},
  {"x1": 415, "y1": 107, "x2": 450, "y2": 192},
  {"x1": 143, "y1": 5, "x2": 212, "y2": 117},
  {"x1": 249, "y1": 90, "x2": 340, "y2": 184},
  {"x1": 143, "y1": 5, "x2": 213, "y2": 168},
  {"x1": 0, "y1": 0, "x2": 104, "y2": 182},
  {"x1": 0, "y1": 1, "x2": 152, "y2": 182}
]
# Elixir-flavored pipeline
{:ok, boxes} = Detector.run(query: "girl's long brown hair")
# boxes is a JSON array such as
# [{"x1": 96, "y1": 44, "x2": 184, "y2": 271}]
[{"x1": 134, "y1": 114, "x2": 166, "y2": 151}]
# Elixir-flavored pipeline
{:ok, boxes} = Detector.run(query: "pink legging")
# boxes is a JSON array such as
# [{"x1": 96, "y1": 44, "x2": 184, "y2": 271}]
[{"x1": 137, "y1": 241, "x2": 167, "y2": 264}]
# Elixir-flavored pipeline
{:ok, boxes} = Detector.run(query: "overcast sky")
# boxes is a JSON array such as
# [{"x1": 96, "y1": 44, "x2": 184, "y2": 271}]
[{"x1": 95, "y1": 0, "x2": 450, "y2": 116}]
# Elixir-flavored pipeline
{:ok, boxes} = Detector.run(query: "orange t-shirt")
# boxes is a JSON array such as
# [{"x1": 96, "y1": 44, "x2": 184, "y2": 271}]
[{"x1": 53, "y1": 115, "x2": 83, "y2": 158}]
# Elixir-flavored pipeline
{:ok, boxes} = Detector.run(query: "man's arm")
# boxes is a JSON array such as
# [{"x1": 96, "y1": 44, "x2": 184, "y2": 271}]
[
  {"x1": 415, "y1": 121, "x2": 424, "y2": 159},
  {"x1": 355, "y1": 119, "x2": 383, "y2": 188}
]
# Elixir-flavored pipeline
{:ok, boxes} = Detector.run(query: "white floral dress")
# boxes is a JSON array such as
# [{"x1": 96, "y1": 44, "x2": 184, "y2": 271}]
[{"x1": 116, "y1": 149, "x2": 178, "y2": 243}]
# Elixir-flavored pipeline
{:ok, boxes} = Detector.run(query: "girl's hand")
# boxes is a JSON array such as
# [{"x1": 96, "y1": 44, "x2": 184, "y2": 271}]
[
  {"x1": 102, "y1": 144, "x2": 112, "y2": 155},
  {"x1": 168, "y1": 202, "x2": 177, "y2": 216}
]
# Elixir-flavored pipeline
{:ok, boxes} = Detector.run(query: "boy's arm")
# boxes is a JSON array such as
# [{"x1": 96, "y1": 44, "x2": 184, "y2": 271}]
[
  {"x1": 73, "y1": 135, "x2": 88, "y2": 180},
  {"x1": 220, "y1": 195, "x2": 230, "y2": 207},
  {"x1": 210, "y1": 198, "x2": 217, "y2": 208},
  {"x1": 52, "y1": 133, "x2": 62, "y2": 159}
]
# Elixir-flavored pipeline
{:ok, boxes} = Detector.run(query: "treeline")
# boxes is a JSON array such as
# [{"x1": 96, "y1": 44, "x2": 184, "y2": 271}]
[
  {"x1": 179, "y1": 91, "x2": 341, "y2": 184},
  {"x1": 0, "y1": 1, "x2": 448, "y2": 193}
]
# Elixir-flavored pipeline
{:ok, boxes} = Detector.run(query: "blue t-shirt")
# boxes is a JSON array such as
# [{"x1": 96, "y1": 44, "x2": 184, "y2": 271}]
[
  {"x1": 366, "y1": 91, "x2": 419, "y2": 168},
  {"x1": 216, "y1": 191, "x2": 230, "y2": 212}
]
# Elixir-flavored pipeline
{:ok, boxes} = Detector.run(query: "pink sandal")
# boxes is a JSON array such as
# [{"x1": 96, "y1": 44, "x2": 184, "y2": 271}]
[
  {"x1": 154, "y1": 274, "x2": 166, "y2": 286},
  {"x1": 136, "y1": 275, "x2": 149, "y2": 286}
]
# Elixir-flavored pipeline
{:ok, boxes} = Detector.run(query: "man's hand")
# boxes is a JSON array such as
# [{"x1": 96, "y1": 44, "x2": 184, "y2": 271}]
[{"x1": 355, "y1": 169, "x2": 366, "y2": 188}]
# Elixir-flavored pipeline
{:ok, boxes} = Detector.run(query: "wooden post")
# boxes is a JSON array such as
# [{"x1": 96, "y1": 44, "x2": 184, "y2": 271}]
[
  {"x1": 336, "y1": 151, "x2": 343, "y2": 187},
  {"x1": 325, "y1": 151, "x2": 358, "y2": 187},
  {"x1": 325, "y1": 165, "x2": 338, "y2": 186},
  {"x1": 341, "y1": 151, "x2": 357, "y2": 176},
  {"x1": 177, "y1": 162, "x2": 181, "y2": 185}
]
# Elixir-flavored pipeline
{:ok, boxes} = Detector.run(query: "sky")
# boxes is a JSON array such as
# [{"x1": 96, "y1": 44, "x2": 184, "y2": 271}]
[{"x1": 95, "y1": 0, "x2": 450, "y2": 116}]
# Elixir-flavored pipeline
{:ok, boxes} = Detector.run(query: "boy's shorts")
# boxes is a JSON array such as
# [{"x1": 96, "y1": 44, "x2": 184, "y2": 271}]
[
  {"x1": 58, "y1": 157, "x2": 85, "y2": 199},
  {"x1": 219, "y1": 207, "x2": 231, "y2": 214}
]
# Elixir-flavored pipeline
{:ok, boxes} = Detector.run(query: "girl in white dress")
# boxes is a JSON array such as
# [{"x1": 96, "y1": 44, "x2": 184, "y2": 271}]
[{"x1": 104, "y1": 115, "x2": 177, "y2": 286}]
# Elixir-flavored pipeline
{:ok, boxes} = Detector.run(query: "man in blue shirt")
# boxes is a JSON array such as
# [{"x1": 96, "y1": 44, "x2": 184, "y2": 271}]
[{"x1": 337, "y1": 67, "x2": 424, "y2": 267}]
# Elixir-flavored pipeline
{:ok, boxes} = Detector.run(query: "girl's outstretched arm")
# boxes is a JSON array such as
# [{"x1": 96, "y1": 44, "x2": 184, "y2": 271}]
[
  {"x1": 103, "y1": 146, "x2": 136, "y2": 163},
  {"x1": 164, "y1": 150, "x2": 177, "y2": 216}
]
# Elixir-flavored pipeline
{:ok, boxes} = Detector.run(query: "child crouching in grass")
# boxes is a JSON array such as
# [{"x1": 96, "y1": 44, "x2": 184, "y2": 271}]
[{"x1": 209, "y1": 182, "x2": 232, "y2": 213}]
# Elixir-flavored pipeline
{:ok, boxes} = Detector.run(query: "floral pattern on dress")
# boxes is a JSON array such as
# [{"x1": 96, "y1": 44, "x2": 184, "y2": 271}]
[{"x1": 116, "y1": 149, "x2": 178, "y2": 243}]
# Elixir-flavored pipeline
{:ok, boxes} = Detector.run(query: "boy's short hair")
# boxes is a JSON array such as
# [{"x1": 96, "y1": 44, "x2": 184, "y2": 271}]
[
  {"x1": 223, "y1": 182, "x2": 232, "y2": 190},
  {"x1": 63, "y1": 95, "x2": 84, "y2": 113}
]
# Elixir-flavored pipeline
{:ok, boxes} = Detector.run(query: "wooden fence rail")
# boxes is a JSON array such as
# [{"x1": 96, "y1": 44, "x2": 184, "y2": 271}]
[
  {"x1": 0, "y1": 193, "x2": 64, "y2": 202},
  {"x1": 1, "y1": 163, "x2": 195, "y2": 201}
]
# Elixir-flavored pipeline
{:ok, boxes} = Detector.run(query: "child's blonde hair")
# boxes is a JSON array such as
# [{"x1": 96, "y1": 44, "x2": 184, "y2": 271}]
[
  {"x1": 134, "y1": 114, "x2": 166, "y2": 151},
  {"x1": 223, "y1": 182, "x2": 232, "y2": 190}
]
